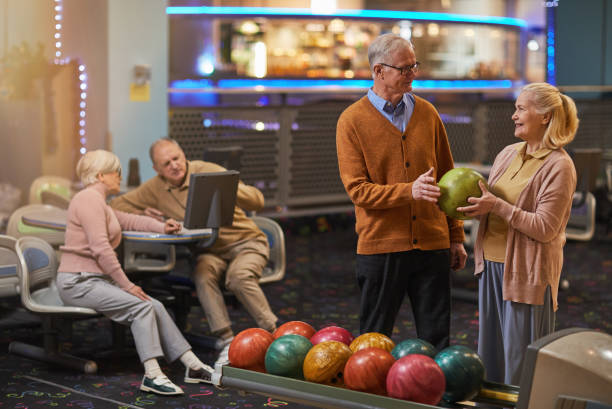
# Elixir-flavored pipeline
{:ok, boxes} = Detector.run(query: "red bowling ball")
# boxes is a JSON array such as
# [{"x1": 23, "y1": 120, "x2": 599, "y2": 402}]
[
  {"x1": 273, "y1": 321, "x2": 316, "y2": 339},
  {"x1": 344, "y1": 347, "x2": 396, "y2": 395},
  {"x1": 228, "y1": 328, "x2": 274, "y2": 373},
  {"x1": 310, "y1": 326, "x2": 355, "y2": 346},
  {"x1": 386, "y1": 354, "x2": 446, "y2": 405}
]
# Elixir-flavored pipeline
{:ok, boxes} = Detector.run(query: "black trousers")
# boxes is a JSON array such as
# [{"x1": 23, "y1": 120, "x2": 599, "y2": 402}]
[{"x1": 355, "y1": 249, "x2": 451, "y2": 351}]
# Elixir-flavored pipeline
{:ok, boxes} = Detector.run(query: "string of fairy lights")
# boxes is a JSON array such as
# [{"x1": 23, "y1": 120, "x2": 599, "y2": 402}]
[{"x1": 53, "y1": 0, "x2": 88, "y2": 156}]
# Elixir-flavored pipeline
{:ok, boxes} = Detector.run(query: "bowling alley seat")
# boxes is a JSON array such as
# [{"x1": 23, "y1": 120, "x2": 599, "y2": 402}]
[
  {"x1": 2, "y1": 235, "x2": 99, "y2": 373},
  {"x1": 6, "y1": 204, "x2": 66, "y2": 256},
  {"x1": 566, "y1": 148, "x2": 602, "y2": 241},
  {"x1": 29, "y1": 176, "x2": 74, "y2": 209}
]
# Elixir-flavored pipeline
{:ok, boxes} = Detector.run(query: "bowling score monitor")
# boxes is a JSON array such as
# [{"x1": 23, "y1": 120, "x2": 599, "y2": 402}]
[{"x1": 183, "y1": 170, "x2": 239, "y2": 229}]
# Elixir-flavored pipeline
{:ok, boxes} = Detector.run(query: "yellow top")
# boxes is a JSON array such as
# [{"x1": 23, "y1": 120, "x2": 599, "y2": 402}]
[{"x1": 483, "y1": 143, "x2": 552, "y2": 262}]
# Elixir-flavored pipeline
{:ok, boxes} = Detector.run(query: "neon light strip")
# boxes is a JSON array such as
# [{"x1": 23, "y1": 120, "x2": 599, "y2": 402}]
[
  {"x1": 166, "y1": 6, "x2": 527, "y2": 28},
  {"x1": 170, "y1": 79, "x2": 515, "y2": 90}
]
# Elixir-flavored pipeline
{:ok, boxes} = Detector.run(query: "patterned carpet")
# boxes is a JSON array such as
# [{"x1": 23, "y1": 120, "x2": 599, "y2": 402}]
[{"x1": 0, "y1": 213, "x2": 610, "y2": 408}]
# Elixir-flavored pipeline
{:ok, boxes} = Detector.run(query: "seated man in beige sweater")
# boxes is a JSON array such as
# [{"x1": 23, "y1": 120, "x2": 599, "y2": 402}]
[{"x1": 110, "y1": 138, "x2": 278, "y2": 367}]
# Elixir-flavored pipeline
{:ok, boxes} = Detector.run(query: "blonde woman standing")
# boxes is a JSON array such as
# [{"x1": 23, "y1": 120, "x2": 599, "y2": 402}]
[
  {"x1": 56, "y1": 150, "x2": 214, "y2": 396},
  {"x1": 458, "y1": 83, "x2": 579, "y2": 385}
]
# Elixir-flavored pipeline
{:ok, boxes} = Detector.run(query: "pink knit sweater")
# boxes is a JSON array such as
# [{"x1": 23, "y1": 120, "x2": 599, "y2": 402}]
[
  {"x1": 58, "y1": 183, "x2": 166, "y2": 290},
  {"x1": 473, "y1": 142, "x2": 577, "y2": 310}
]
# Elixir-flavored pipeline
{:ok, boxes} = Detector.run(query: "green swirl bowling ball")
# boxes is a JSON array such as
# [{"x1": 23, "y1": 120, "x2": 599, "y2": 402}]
[
  {"x1": 438, "y1": 167, "x2": 487, "y2": 220},
  {"x1": 392, "y1": 338, "x2": 437, "y2": 360},
  {"x1": 265, "y1": 334, "x2": 313, "y2": 379},
  {"x1": 434, "y1": 345, "x2": 485, "y2": 402}
]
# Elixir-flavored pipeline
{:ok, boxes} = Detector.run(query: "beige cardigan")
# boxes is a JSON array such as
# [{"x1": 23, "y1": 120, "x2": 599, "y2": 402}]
[{"x1": 473, "y1": 142, "x2": 577, "y2": 310}]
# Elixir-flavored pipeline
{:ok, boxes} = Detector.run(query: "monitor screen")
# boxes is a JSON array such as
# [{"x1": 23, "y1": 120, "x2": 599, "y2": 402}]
[{"x1": 183, "y1": 170, "x2": 239, "y2": 229}]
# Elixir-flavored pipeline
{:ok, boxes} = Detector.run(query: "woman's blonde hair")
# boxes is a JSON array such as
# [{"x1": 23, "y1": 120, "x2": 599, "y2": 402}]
[
  {"x1": 521, "y1": 82, "x2": 579, "y2": 149},
  {"x1": 76, "y1": 149, "x2": 122, "y2": 186}
]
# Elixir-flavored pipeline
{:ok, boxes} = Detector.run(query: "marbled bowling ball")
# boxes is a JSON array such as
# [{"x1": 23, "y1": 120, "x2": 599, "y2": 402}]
[
  {"x1": 349, "y1": 332, "x2": 395, "y2": 353},
  {"x1": 344, "y1": 347, "x2": 396, "y2": 395},
  {"x1": 303, "y1": 340, "x2": 353, "y2": 387},
  {"x1": 273, "y1": 321, "x2": 317, "y2": 340},
  {"x1": 310, "y1": 326, "x2": 354, "y2": 346},
  {"x1": 228, "y1": 328, "x2": 274, "y2": 373},
  {"x1": 386, "y1": 354, "x2": 446, "y2": 405},
  {"x1": 265, "y1": 334, "x2": 313, "y2": 379},
  {"x1": 391, "y1": 338, "x2": 437, "y2": 360},
  {"x1": 434, "y1": 345, "x2": 485, "y2": 402}
]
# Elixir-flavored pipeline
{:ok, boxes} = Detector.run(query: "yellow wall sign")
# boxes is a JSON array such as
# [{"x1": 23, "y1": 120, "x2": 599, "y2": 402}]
[{"x1": 130, "y1": 83, "x2": 150, "y2": 102}]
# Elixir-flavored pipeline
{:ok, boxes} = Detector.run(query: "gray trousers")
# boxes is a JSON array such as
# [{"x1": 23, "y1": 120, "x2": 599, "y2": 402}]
[
  {"x1": 56, "y1": 272, "x2": 191, "y2": 363},
  {"x1": 478, "y1": 260, "x2": 554, "y2": 385}
]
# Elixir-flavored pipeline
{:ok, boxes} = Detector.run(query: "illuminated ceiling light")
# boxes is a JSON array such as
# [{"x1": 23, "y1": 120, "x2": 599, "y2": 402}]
[
  {"x1": 254, "y1": 121, "x2": 265, "y2": 131},
  {"x1": 79, "y1": 147, "x2": 87, "y2": 154},
  {"x1": 527, "y1": 39, "x2": 539, "y2": 51},
  {"x1": 197, "y1": 55, "x2": 215, "y2": 76},
  {"x1": 311, "y1": 0, "x2": 336, "y2": 15},
  {"x1": 239, "y1": 20, "x2": 259, "y2": 35},
  {"x1": 253, "y1": 41, "x2": 267, "y2": 79},
  {"x1": 79, "y1": 65, "x2": 85, "y2": 71}
]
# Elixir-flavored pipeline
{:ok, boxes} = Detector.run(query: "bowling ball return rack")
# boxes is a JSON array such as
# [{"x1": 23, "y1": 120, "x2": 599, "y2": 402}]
[{"x1": 214, "y1": 365, "x2": 519, "y2": 409}]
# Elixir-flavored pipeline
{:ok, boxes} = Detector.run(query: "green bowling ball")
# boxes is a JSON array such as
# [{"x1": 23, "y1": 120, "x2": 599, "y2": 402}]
[
  {"x1": 434, "y1": 345, "x2": 485, "y2": 402},
  {"x1": 264, "y1": 334, "x2": 313, "y2": 379},
  {"x1": 438, "y1": 167, "x2": 487, "y2": 220},
  {"x1": 391, "y1": 338, "x2": 437, "y2": 360}
]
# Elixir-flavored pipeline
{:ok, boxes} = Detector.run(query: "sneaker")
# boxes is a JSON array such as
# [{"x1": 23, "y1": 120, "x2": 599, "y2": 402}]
[
  {"x1": 214, "y1": 338, "x2": 233, "y2": 367},
  {"x1": 140, "y1": 375, "x2": 184, "y2": 396},
  {"x1": 184, "y1": 364, "x2": 214, "y2": 384}
]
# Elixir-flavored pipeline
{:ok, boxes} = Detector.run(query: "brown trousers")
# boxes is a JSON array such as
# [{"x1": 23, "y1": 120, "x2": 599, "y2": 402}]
[{"x1": 193, "y1": 236, "x2": 278, "y2": 334}]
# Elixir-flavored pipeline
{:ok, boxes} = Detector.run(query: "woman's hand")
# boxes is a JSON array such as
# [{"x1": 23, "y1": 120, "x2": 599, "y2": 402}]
[
  {"x1": 164, "y1": 218, "x2": 181, "y2": 234},
  {"x1": 456, "y1": 180, "x2": 496, "y2": 217},
  {"x1": 127, "y1": 285, "x2": 150, "y2": 301}
]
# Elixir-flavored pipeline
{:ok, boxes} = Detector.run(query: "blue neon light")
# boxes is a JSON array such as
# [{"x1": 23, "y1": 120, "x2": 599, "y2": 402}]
[
  {"x1": 546, "y1": 6, "x2": 556, "y2": 85},
  {"x1": 167, "y1": 7, "x2": 527, "y2": 28},
  {"x1": 169, "y1": 79, "x2": 514, "y2": 90}
]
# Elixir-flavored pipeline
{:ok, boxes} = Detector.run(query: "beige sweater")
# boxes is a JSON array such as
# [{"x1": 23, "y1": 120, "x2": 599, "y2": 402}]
[
  {"x1": 336, "y1": 95, "x2": 464, "y2": 255},
  {"x1": 473, "y1": 142, "x2": 577, "y2": 310},
  {"x1": 110, "y1": 160, "x2": 265, "y2": 252}
]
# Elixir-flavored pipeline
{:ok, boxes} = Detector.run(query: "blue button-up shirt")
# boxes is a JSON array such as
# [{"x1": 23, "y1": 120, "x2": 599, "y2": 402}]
[{"x1": 367, "y1": 88, "x2": 415, "y2": 133}]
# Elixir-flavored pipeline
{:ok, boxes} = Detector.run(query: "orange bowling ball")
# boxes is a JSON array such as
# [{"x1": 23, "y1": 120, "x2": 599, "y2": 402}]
[
  {"x1": 228, "y1": 328, "x2": 274, "y2": 373},
  {"x1": 273, "y1": 321, "x2": 316, "y2": 339},
  {"x1": 344, "y1": 347, "x2": 396, "y2": 395},
  {"x1": 303, "y1": 340, "x2": 353, "y2": 387},
  {"x1": 350, "y1": 332, "x2": 395, "y2": 353}
]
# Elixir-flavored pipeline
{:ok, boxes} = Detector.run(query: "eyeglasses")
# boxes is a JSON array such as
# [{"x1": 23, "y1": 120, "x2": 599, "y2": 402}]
[{"x1": 379, "y1": 62, "x2": 420, "y2": 75}]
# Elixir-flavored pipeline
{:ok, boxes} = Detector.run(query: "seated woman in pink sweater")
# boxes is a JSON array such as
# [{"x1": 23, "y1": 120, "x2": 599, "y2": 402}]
[
  {"x1": 57, "y1": 149, "x2": 214, "y2": 396},
  {"x1": 457, "y1": 83, "x2": 578, "y2": 385}
]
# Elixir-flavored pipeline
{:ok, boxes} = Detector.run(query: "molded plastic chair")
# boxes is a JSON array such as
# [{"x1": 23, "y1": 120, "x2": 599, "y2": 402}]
[
  {"x1": 6, "y1": 204, "x2": 66, "y2": 248},
  {"x1": 0, "y1": 235, "x2": 19, "y2": 298},
  {"x1": 251, "y1": 216, "x2": 286, "y2": 284},
  {"x1": 566, "y1": 148, "x2": 602, "y2": 241},
  {"x1": 7, "y1": 236, "x2": 98, "y2": 373},
  {"x1": 29, "y1": 176, "x2": 74, "y2": 207}
]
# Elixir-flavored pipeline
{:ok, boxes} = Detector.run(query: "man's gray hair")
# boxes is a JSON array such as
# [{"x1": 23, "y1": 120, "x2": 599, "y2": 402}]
[
  {"x1": 149, "y1": 137, "x2": 180, "y2": 164},
  {"x1": 368, "y1": 33, "x2": 414, "y2": 71}
]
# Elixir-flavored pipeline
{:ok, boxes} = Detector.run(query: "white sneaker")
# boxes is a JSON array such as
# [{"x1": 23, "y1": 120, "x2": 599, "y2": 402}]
[
  {"x1": 140, "y1": 375, "x2": 184, "y2": 395},
  {"x1": 214, "y1": 337, "x2": 233, "y2": 367}
]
